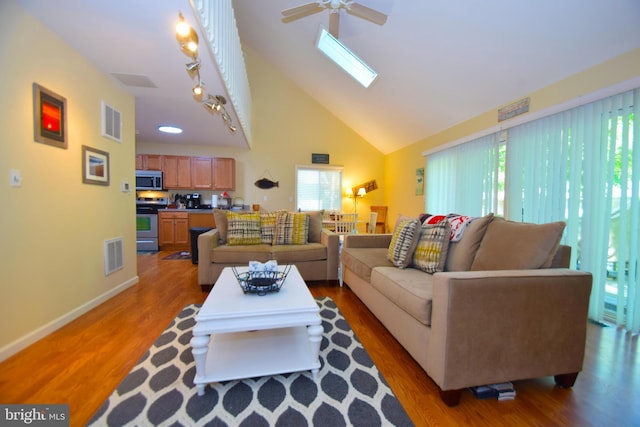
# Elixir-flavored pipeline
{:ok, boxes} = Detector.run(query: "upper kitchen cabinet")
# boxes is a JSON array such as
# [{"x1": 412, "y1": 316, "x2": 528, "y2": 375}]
[
  {"x1": 213, "y1": 157, "x2": 235, "y2": 190},
  {"x1": 136, "y1": 154, "x2": 163, "y2": 171},
  {"x1": 163, "y1": 156, "x2": 192, "y2": 189},
  {"x1": 191, "y1": 157, "x2": 214, "y2": 190}
]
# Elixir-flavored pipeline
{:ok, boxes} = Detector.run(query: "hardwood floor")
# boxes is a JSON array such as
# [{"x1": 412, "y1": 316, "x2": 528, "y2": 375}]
[{"x1": 0, "y1": 252, "x2": 638, "y2": 426}]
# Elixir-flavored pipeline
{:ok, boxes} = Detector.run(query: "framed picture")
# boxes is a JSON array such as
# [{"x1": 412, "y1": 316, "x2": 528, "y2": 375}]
[
  {"x1": 82, "y1": 145, "x2": 110, "y2": 186},
  {"x1": 415, "y1": 167, "x2": 424, "y2": 196},
  {"x1": 33, "y1": 83, "x2": 68, "y2": 149}
]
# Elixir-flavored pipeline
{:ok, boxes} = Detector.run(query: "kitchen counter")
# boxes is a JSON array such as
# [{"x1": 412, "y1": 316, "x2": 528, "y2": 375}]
[{"x1": 160, "y1": 208, "x2": 214, "y2": 213}]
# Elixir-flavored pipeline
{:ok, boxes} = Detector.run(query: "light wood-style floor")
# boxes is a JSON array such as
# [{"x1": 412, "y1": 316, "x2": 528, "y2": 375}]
[{"x1": 0, "y1": 252, "x2": 638, "y2": 426}]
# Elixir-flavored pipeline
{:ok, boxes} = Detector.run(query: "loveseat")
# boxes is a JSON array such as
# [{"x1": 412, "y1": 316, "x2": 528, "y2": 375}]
[
  {"x1": 198, "y1": 209, "x2": 339, "y2": 291},
  {"x1": 341, "y1": 213, "x2": 593, "y2": 406}
]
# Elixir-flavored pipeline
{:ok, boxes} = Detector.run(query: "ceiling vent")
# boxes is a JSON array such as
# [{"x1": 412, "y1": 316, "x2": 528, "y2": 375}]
[{"x1": 102, "y1": 101, "x2": 122, "y2": 142}]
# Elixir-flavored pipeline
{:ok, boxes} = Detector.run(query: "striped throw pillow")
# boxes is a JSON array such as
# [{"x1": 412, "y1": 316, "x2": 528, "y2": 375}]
[
  {"x1": 273, "y1": 211, "x2": 309, "y2": 245},
  {"x1": 387, "y1": 218, "x2": 421, "y2": 268},
  {"x1": 260, "y1": 212, "x2": 277, "y2": 244}
]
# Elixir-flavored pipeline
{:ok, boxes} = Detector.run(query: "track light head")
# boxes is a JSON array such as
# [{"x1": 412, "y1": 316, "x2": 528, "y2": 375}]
[{"x1": 186, "y1": 59, "x2": 201, "y2": 73}]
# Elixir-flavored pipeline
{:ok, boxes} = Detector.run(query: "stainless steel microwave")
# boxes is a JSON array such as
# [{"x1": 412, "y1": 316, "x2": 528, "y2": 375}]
[{"x1": 135, "y1": 170, "x2": 163, "y2": 190}]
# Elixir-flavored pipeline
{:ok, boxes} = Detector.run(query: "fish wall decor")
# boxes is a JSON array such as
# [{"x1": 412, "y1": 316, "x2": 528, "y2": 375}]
[{"x1": 255, "y1": 178, "x2": 279, "y2": 189}]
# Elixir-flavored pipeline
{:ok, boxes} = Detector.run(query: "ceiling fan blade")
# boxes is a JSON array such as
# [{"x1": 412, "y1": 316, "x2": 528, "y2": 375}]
[
  {"x1": 329, "y1": 12, "x2": 339, "y2": 38},
  {"x1": 281, "y1": 2, "x2": 323, "y2": 18},
  {"x1": 347, "y1": 2, "x2": 388, "y2": 25}
]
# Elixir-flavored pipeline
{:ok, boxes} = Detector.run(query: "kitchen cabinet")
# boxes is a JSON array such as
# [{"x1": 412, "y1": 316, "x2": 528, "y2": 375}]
[
  {"x1": 138, "y1": 154, "x2": 163, "y2": 171},
  {"x1": 189, "y1": 212, "x2": 216, "y2": 229},
  {"x1": 163, "y1": 156, "x2": 192, "y2": 189},
  {"x1": 191, "y1": 157, "x2": 214, "y2": 189},
  {"x1": 158, "y1": 211, "x2": 189, "y2": 250},
  {"x1": 213, "y1": 157, "x2": 236, "y2": 190}
]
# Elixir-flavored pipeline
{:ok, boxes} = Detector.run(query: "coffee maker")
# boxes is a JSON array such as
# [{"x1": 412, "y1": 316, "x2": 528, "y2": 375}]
[{"x1": 185, "y1": 193, "x2": 201, "y2": 209}]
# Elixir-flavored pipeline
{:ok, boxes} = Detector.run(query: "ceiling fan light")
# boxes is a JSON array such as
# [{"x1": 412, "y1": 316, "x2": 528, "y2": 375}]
[{"x1": 316, "y1": 27, "x2": 377, "y2": 88}]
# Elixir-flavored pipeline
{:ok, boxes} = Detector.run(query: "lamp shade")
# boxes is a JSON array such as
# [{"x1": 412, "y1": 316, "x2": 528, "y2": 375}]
[{"x1": 357, "y1": 188, "x2": 366, "y2": 197}]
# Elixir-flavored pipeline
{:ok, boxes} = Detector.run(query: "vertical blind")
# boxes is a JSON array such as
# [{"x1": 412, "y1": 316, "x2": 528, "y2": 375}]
[{"x1": 426, "y1": 87, "x2": 640, "y2": 332}]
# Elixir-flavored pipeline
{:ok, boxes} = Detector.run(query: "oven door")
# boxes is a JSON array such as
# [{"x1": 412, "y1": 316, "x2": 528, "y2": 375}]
[{"x1": 136, "y1": 213, "x2": 158, "y2": 251}]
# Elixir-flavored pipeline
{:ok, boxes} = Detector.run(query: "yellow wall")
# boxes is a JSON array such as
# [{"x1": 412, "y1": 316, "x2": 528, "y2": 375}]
[
  {"x1": 385, "y1": 48, "x2": 640, "y2": 223},
  {"x1": 138, "y1": 47, "x2": 386, "y2": 221},
  {"x1": 0, "y1": 1, "x2": 137, "y2": 358}
]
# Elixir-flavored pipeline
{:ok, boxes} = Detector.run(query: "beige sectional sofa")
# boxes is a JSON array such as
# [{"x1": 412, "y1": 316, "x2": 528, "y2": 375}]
[
  {"x1": 198, "y1": 209, "x2": 339, "y2": 291},
  {"x1": 341, "y1": 214, "x2": 593, "y2": 406}
]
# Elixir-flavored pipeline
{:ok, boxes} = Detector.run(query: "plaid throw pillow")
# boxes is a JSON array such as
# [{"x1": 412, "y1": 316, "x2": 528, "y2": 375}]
[
  {"x1": 412, "y1": 219, "x2": 451, "y2": 273},
  {"x1": 273, "y1": 211, "x2": 309, "y2": 245},
  {"x1": 387, "y1": 218, "x2": 420, "y2": 268},
  {"x1": 260, "y1": 212, "x2": 277, "y2": 244},
  {"x1": 226, "y1": 212, "x2": 262, "y2": 245}
]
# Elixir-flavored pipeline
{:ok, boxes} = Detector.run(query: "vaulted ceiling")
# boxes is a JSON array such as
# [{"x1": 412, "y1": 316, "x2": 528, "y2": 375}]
[{"x1": 16, "y1": 0, "x2": 640, "y2": 154}]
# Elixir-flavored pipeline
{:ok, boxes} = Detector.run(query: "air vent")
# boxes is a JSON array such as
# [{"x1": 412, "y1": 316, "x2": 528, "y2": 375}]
[
  {"x1": 102, "y1": 101, "x2": 122, "y2": 142},
  {"x1": 104, "y1": 237, "x2": 124, "y2": 276},
  {"x1": 111, "y1": 73, "x2": 157, "y2": 88}
]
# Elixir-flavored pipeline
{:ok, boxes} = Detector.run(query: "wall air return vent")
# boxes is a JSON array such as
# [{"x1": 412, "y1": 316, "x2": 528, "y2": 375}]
[
  {"x1": 104, "y1": 237, "x2": 124, "y2": 276},
  {"x1": 102, "y1": 101, "x2": 122, "y2": 142}
]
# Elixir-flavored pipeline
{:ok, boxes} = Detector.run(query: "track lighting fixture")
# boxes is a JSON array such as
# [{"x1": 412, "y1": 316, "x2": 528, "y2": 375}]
[{"x1": 175, "y1": 12, "x2": 236, "y2": 133}]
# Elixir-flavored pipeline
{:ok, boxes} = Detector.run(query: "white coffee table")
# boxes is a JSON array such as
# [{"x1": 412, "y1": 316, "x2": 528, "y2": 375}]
[{"x1": 190, "y1": 265, "x2": 323, "y2": 396}]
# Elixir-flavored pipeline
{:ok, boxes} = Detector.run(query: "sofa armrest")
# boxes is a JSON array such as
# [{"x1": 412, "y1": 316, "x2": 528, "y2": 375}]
[
  {"x1": 426, "y1": 268, "x2": 592, "y2": 392},
  {"x1": 343, "y1": 233, "x2": 392, "y2": 249},
  {"x1": 197, "y1": 229, "x2": 219, "y2": 283},
  {"x1": 321, "y1": 228, "x2": 340, "y2": 281}
]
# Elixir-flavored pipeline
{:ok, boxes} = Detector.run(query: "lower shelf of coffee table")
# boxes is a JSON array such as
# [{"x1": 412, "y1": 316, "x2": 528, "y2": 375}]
[{"x1": 196, "y1": 326, "x2": 321, "y2": 384}]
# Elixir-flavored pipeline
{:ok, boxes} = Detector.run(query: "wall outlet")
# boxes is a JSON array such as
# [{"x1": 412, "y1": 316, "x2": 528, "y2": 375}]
[{"x1": 121, "y1": 181, "x2": 131, "y2": 193}]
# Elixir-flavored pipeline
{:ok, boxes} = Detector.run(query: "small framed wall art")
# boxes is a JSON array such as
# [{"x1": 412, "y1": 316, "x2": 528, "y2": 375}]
[
  {"x1": 33, "y1": 83, "x2": 68, "y2": 149},
  {"x1": 415, "y1": 167, "x2": 424, "y2": 196},
  {"x1": 82, "y1": 145, "x2": 110, "y2": 186}
]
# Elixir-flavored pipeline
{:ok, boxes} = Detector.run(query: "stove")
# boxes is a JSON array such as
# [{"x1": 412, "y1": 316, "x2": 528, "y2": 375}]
[{"x1": 136, "y1": 196, "x2": 168, "y2": 251}]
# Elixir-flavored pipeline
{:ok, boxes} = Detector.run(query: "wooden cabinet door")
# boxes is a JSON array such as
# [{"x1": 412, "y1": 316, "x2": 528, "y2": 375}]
[
  {"x1": 213, "y1": 157, "x2": 236, "y2": 190},
  {"x1": 174, "y1": 217, "x2": 190, "y2": 246},
  {"x1": 163, "y1": 156, "x2": 191, "y2": 189},
  {"x1": 192, "y1": 157, "x2": 214, "y2": 189},
  {"x1": 135, "y1": 155, "x2": 144, "y2": 170},
  {"x1": 158, "y1": 215, "x2": 175, "y2": 246},
  {"x1": 143, "y1": 155, "x2": 163, "y2": 171}
]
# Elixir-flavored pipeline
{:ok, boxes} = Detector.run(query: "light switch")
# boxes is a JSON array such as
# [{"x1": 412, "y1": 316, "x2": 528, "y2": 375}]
[{"x1": 10, "y1": 169, "x2": 22, "y2": 187}]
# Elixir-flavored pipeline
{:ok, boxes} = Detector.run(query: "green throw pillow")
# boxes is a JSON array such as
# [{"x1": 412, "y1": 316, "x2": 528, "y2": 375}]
[{"x1": 412, "y1": 219, "x2": 451, "y2": 273}]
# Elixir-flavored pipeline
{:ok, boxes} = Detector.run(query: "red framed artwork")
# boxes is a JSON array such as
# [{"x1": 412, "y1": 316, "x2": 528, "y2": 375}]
[{"x1": 33, "y1": 83, "x2": 68, "y2": 149}]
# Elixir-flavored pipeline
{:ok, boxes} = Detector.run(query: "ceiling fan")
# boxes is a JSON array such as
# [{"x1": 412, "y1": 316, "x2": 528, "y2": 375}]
[{"x1": 281, "y1": 0, "x2": 387, "y2": 38}]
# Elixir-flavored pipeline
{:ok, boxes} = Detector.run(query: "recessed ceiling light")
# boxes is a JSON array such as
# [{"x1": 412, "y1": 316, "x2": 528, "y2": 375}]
[
  {"x1": 158, "y1": 125, "x2": 183, "y2": 134},
  {"x1": 316, "y1": 27, "x2": 378, "y2": 88}
]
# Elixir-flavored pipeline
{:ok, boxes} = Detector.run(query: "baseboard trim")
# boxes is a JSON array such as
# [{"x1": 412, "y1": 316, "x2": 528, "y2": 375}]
[{"x1": 0, "y1": 276, "x2": 139, "y2": 362}]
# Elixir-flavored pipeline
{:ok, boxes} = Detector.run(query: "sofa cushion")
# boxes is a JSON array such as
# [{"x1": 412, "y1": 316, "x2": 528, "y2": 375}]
[
  {"x1": 341, "y1": 247, "x2": 393, "y2": 282},
  {"x1": 226, "y1": 212, "x2": 262, "y2": 245},
  {"x1": 412, "y1": 219, "x2": 451, "y2": 273},
  {"x1": 270, "y1": 243, "x2": 327, "y2": 263},
  {"x1": 274, "y1": 211, "x2": 310, "y2": 245},
  {"x1": 213, "y1": 209, "x2": 229, "y2": 244},
  {"x1": 260, "y1": 212, "x2": 277, "y2": 244},
  {"x1": 211, "y1": 244, "x2": 272, "y2": 263},
  {"x1": 445, "y1": 213, "x2": 494, "y2": 271},
  {"x1": 470, "y1": 218, "x2": 566, "y2": 270},
  {"x1": 370, "y1": 267, "x2": 435, "y2": 326},
  {"x1": 306, "y1": 211, "x2": 323, "y2": 243},
  {"x1": 387, "y1": 218, "x2": 421, "y2": 268}
]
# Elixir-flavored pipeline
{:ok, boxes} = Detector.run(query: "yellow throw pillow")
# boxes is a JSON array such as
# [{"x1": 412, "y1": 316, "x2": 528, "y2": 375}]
[{"x1": 226, "y1": 212, "x2": 262, "y2": 245}]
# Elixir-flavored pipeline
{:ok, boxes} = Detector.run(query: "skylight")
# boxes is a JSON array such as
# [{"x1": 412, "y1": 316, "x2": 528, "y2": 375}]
[{"x1": 316, "y1": 28, "x2": 378, "y2": 88}]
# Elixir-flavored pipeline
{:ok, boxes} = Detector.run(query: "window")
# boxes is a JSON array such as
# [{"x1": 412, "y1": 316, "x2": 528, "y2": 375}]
[{"x1": 295, "y1": 165, "x2": 343, "y2": 211}]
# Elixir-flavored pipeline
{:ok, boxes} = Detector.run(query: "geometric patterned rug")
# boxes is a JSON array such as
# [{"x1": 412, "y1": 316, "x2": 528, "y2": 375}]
[{"x1": 88, "y1": 296, "x2": 414, "y2": 426}]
